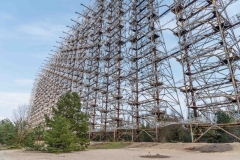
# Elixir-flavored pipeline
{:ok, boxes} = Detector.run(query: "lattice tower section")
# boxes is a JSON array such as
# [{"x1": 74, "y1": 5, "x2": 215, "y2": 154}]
[
  {"x1": 127, "y1": 0, "x2": 183, "y2": 141},
  {"x1": 172, "y1": 0, "x2": 240, "y2": 141}
]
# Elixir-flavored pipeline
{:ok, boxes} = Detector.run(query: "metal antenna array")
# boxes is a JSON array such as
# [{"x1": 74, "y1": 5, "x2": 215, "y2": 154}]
[
  {"x1": 127, "y1": 0, "x2": 183, "y2": 141},
  {"x1": 171, "y1": 0, "x2": 240, "y2": 142},
  {"x1": 29, "y1": 0, "x2": 240, "y2": 142}
]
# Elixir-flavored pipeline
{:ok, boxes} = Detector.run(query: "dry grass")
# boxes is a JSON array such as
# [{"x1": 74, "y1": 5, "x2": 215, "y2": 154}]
[{"x1": 88, "y1": 142, "x2": 132, "y2": 149}]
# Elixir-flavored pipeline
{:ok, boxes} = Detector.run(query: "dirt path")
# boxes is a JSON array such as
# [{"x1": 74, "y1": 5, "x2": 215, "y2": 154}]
[{"x1": 1, "y1": 143, "x2": 240, "y2": 160}]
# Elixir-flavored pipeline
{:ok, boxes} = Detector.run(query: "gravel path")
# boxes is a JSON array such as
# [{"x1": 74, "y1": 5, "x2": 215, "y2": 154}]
[{"x1": 1, "y1": 143, "x2": 240, "y2": 160}]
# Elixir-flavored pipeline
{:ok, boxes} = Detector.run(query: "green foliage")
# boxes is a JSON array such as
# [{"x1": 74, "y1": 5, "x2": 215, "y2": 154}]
[
  {"x1": 139, "y1": 124, "x2": 154, "y2": 142},
  {"x1": 24, "y1": 123, "x2": 45, "y2": 150},
  {"x1": 195, "y1": 110, "x2": 240, "y2": 143},
  {"x1": 0, "y1": 119, "x2": 17, "y2": 146},
  {"x1": 44, "y1": 115, "x2": 79, "y2": 153},
  {"x1": 23, "y1": 133, "x2": 34, "y2": 148},
  {"x1": 216, "y1": 110, "x2": 233, "y2": 124},
  {"x1": 14, "y1": 120, "x2": 30, "y2": 145},
  {"x1": 44, "y1": 92, "x2": 89, "y2": 153},
  {"x1": 159, "y1": 124, "x2": 191, "y2": 143},
  {"x1": 0, "y1": 118, "x2": 33, "y2": 148}
]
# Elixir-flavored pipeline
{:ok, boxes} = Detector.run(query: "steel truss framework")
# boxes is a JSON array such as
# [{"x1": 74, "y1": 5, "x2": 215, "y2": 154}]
[{"x1": 29, "y1": 0, "x2": 240, "y2": 142}]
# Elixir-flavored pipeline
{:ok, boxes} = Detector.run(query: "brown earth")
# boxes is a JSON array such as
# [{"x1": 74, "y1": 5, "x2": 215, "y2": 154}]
[
  {"x1": 185, "y1": 144, "x2": 233, "y2": 152},
  {"x1": 0, "y1": 142, "x2": 240, "y2": 160},
  {"x1": 140, "y1": 154, "x2": 170, "y2": 159}
]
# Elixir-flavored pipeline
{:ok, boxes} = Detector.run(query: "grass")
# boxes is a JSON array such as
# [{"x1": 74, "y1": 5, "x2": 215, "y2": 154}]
[
  {"x1": 0, "y1": 144, "x2": 9, "y2": 150},
  {"x1": 0, "y1": 143, "x2": 24, "y2": 150},
  {"x1": 88, "y1": 142, "x2": 132, "y2": 149}
]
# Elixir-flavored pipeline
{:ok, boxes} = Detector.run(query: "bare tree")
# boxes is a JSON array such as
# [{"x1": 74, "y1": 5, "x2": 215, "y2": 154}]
[{"x1": 13, "y1": 104, "x2": 31, "y2": 144}]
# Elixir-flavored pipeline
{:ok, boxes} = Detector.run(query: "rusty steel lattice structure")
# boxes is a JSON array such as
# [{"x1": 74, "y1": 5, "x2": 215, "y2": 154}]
[
  {"x1": 172, "y1": 0, "x2": 240, "y2": 142},
  {"x1": 29, "y1": 0, "x2": 240, "y2": 142}
]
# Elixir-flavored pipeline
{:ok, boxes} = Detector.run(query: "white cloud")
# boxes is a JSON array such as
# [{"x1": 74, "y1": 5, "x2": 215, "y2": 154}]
[
  {"x1": 0, "y1": 116, "x2": 6, "y2": 120},
  {"x1": 19, "y1": 25, "x2": 51, "y2": 37},
  {"x1": 0, "y1": 92, "x2": 30, "y2": 108},
  {"x1": 14, "y1": 79, "x2": 34, "y2": 86},
  {"x1": 0, "y1": 92, "x2": 30, "y2": 120},
  {"x1": 18, "y1": 22, "x2": 65, "y2": 39},
  {"x1": 0, "y1": 20, "x2": 66, "y2": 44}
]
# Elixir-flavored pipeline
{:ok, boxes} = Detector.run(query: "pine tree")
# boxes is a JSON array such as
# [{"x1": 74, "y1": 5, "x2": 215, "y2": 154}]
[
  {"x1": 216, "y1": 110, "x2": 233, "y2": 124},
  {"x1": 44, "y1": 92, "x2": 89, "y2": 153},
  {"x1": 24, "y1": 123, "x2": 45, "y2": 150},
  {"x1": 0, "y1": 119, "x2": 16, "y2": 146},
  {"x1": 44, "y1": 115, "x2": 79, "y2": 153}
]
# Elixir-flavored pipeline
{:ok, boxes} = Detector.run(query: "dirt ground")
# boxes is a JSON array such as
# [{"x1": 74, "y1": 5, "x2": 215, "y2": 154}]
[{"x1": 1, "y1": 143, "x2": 240, "y2": 160}]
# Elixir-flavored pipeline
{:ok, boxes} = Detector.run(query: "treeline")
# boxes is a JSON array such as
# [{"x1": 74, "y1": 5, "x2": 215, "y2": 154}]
[
  {"x1": 0, "y1": 118, "x2": 21, "y2": 147},
  {"x1": 1, "y1": 92, "x2": 239, "y2": 151},
  {"x1": 139, "y1": 110, "x2": 240, "y2": 143},
  {"x1": 0, "y1": 104, "x2": 31, "y2": 148},
  {"x1": 87, "y1": 110, "x2": 240, "y2": 143},
  {"x1": 0, "y1": 92, "x2": 89, "y2": 153}
]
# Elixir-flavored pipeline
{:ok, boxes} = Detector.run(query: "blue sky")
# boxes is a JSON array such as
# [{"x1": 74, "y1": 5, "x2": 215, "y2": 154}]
[
  {"x1": 0, "y1": 0, "x2": 90, "y2": 120},
  {"x1": 0, "y1": 0, "x2": 239, "y2": 120}
]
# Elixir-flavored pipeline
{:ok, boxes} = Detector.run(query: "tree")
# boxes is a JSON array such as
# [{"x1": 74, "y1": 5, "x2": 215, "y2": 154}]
[
  {"x1": 0, "y1": 119, "x2": 16, "y2": 146},
  {"x1": 158, "y1": 124, "x2": 191, "y2": 143},
  {"x1": 44, "y1": 115, "x2": 79, "y2": 153},
  {"x1": 24, "y1": 123, "x2": 45, "y2": 150},
  {"x1": 215, "y1": 110, "x2": 234, "y2": 142},
  {"x1": 13, "y1": 104, "x2": 31, "y2": 145},
  {"x1": 0, "y1": 104, "x2": 32, "y2": 148},
  {"x1": 44, "y1": 92, "x2": 89, "y2": 153},
  {"x1": 140, "y1": 123, "x2": 154, "y2": 142},
  {"x1": 216, "y1": 110, "x2": 233, "y2": 124}
]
